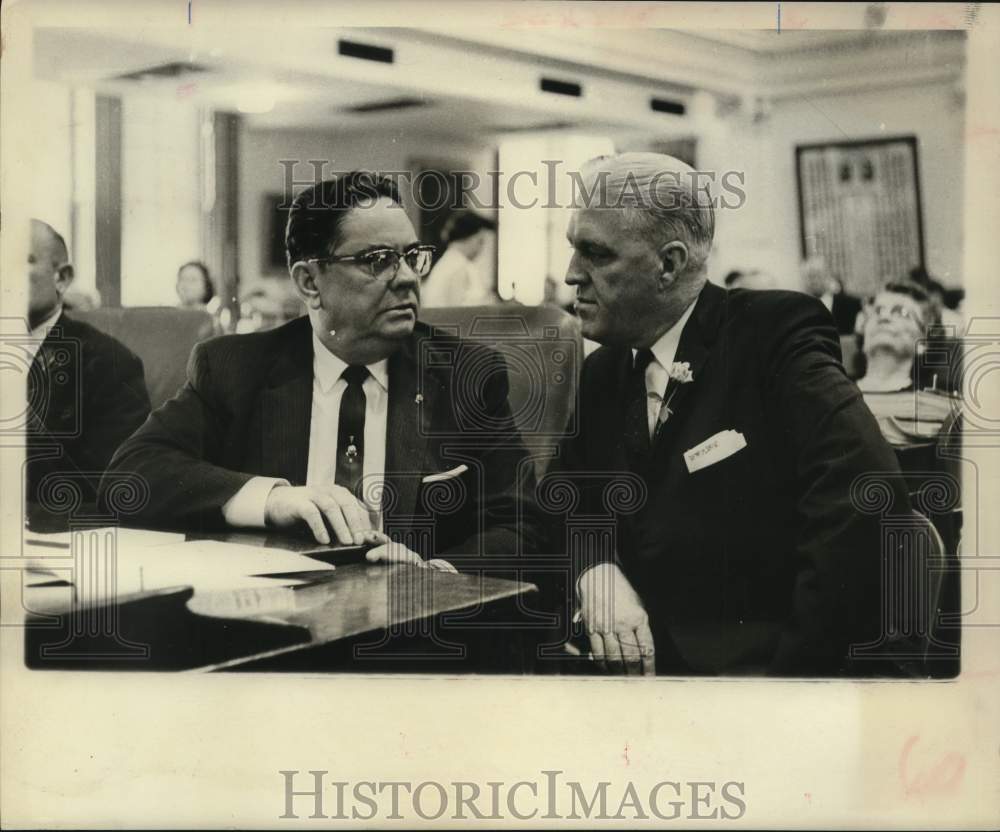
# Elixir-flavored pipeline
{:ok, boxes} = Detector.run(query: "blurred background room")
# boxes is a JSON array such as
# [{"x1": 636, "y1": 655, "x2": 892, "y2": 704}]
[
  {"x1": 22, "y1": 21, "x2": 969, "y2": 506},
  {"x1": 24, "y1": 23, "x2": 967, "y2": 326}
]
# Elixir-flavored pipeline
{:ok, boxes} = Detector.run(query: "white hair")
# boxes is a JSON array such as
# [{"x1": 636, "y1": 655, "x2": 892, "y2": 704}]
[{"x1": 579, "y1": 152, "x2": 716, "y2": 272}]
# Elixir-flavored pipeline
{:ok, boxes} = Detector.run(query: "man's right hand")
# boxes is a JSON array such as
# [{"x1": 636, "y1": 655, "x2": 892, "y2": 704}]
[
  {"x1": 264, "y1": 484, "x2": 386, "y2": 546},
  {"x1": 577, "y1": 562, "x2": 656, "y2": 676}
]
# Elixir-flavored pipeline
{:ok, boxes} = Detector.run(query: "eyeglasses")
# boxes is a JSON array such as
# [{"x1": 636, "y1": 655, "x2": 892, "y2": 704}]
[
  {"x1": 870, "y1": 302, "x2": 924, "y2": 326},
  {"x1": 309, "y1": 245, "x2": 436, "y2": 281}
]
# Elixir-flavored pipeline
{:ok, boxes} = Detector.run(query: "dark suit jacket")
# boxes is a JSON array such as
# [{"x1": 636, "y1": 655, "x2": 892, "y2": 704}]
[
  {"x1": 101, "y1": 316, "x2": 544, "y2": 561},
  {"x1": 552, "y1": 283, "x2": 911, "y2": 676},
  {"x1": 26, "y1": 312, "x2": 151, "y2": 517}
]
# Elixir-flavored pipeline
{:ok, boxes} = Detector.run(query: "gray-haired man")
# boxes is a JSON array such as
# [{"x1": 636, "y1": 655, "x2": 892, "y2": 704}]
[{"x1": 554, "y1": 153, "x2": 910, "y2": 677}]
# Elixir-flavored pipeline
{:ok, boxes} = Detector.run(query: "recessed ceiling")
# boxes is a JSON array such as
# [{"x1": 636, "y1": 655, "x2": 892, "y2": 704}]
[{"x1": 32, "y1": 27, "x2": 648, "y2": 139}]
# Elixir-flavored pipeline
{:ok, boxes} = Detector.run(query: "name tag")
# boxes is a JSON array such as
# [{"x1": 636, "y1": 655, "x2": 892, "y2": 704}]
[{"x1": 683, "y1": 430, "x2": 747, "y2": 474}]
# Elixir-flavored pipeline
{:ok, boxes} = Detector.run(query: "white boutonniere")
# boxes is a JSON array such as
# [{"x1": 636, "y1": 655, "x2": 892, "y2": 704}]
[
  {"x1": 668, "y1": 361, "x2": 694, "y2": 384},
  {"x1": 658, "y1": 362, "x2": 695, "y2": 429}
]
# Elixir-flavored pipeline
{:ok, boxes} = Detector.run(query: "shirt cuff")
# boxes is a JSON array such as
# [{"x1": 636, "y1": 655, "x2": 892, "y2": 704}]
[{"x1": 221, "y1": 476, "x2": 290, "y2": 528}]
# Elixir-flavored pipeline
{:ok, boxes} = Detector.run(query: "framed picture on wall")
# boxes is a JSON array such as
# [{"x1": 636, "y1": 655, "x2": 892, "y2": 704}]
[{"x1": 795, "y1": 136, "x2": 925, "y2": 297}]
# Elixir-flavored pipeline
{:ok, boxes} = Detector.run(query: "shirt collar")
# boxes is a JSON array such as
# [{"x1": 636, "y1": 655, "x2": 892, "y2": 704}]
[
  {"x1": 30, "y1": 305, "x2": 63, "y2": 341},
  {"x1": 311, "y1": 331, "x2": 389, "y2": 394},
  {"x1": 632, "y1": 297, "x2": 698, "y2": 371}
]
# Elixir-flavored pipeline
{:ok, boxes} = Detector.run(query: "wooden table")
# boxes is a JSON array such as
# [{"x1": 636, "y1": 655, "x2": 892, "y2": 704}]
[{"x1": 22, "y1": 529, "x2": 542, "y2": 673}]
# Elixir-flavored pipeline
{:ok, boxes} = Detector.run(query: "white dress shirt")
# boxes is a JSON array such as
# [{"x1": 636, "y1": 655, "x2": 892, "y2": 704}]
[
  {"x1": 222, "y1": 332, "x2": 390, "y2": 528},
  {"x1": 632, "y1": 299, "x2": 697, "y2": 439},
  {"x1": 25, "y1": 305, "x2": 63, "y2": 364}
]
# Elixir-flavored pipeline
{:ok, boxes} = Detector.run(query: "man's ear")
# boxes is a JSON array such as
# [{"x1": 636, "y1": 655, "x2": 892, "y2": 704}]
[
  {"x1": 289, "y1": 261, "x2": 322, "y2": 309},
  {"x1": 657, "y1": 240, "x2": 689, "y2": 289},
  {"x1": 55, "y1": 263, "x2": 75, "y2": 294}
]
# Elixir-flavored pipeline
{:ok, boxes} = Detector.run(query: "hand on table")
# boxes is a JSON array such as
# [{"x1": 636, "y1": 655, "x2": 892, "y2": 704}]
[
  {"x1": 264, "y1": 484, "x2": 384, "y2": 546},
  {"x1": 365, "y1": 542, "x2": 457, "y2": 574},
  {"x1": 577, "y1": 562, "x2": 655, "y2": 676}
]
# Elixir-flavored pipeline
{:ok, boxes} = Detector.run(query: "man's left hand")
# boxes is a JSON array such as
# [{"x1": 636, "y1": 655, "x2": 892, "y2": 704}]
[{"x1": 365, "y1": 542, "x2": 457, "y2": 573}]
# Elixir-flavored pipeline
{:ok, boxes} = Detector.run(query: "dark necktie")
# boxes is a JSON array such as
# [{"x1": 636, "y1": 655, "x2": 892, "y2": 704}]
[
  {"x1": 624, "y1": 348, "x2": 654, "y2": 463},
  {"x1": 335, "y1": 365, "x2": 369, "y2": 497}
]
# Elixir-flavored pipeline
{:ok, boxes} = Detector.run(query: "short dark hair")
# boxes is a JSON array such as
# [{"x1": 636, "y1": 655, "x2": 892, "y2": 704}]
[
  {"x1": 882, "y1": 279, "x2": 930, "y2": 305},
  {"x1": 441, "y1": 210, "x2": 496, "y2": 245},
  {"x1": 285, "y1": 171, "x2": 402, "y2": 267},
  {"x1": 177, "y1": 260, "x2": 214, "y2": 303}
]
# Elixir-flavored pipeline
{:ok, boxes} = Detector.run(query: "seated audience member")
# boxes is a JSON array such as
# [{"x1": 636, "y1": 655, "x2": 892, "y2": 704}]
[
  {"x1": 857, "y1": 280, "x2": 961, "y2": 561},
  {"x1": 176, "y1": 260, "x2": 215, "y2": 310},
  {"x1": 25, "y1": 220, "x2": 151, "y2": 520},
  {"x1": 857, "y1": 280, "x2": 937, "y2": 394},
  {"x1": 421, "y1": 210, "x2": 497, "y2": 307},
  {"x1": 856, "y1": 281, "x2": 958, "y2": 448},
  {"x1": 905, "y1": 267, "x2": 964, "y2": 392},
  {"x1": 103, "y1": 172, "x2": 544, "y2": 569},
  {"x1": 553, "y1": 153, "x2": 912, "y2": 677},
  {"x1": 800, "y1": 255, "x2": 862, "y2": 335},
  {"x1": 176, "y1": 259, "x2": 231, "y2": 337}
]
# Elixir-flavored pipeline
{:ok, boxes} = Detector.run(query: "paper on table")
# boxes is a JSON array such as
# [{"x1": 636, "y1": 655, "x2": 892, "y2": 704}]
[
  {"x1": 24, "y1": 526, "x2": 187, "y2": 552},
  {"x1": 23, "y1": 539, "x2": 337, "y2": 609},
  {"x1": 113, "y1": 540, "x2": 335, "y2": 592}
]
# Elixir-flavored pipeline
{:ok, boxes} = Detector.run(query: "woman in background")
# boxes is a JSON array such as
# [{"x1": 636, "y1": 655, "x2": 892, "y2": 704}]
[
  {"x1": 856, "y1": 280, "x2": 936, "y2": 393},
  {"x1": 176, "y1": 260, "x2": 215, "y2": 310},
  {"x1": 420, "y1": 210, "x2": 496, "y2": 307}
]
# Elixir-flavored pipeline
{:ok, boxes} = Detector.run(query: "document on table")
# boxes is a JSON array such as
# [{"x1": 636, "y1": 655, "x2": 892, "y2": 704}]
[
  {"x1": 24, "y1": 526, "x2": 187, "y2": 552},
  {"x1": 23, "y1": 537, "x2": 338, "y2": 604}
]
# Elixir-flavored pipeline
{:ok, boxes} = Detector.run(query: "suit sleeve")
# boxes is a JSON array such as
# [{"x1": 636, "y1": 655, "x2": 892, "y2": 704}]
[
  {"x1": 77, "y1": 340, "x2": 151, "y2": 473},
  {"x1": 100, "y1": 341, "x2": 254, "y2": 528},
  {"x1": 761, "y1": 294, "x2": 911, "y2": 675},
  {"x1": 545, "y1": 354, "x2": 625, "y2": 592},
  {"x1": 438, "y1": 350, "x2": 547, "y2": 561}
]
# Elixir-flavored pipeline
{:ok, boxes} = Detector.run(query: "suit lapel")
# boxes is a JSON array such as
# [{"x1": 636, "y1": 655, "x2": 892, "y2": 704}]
[
  {"x1": 261, "y1": 319, "x2": 313, "y2": 484},
  {"x1": 29, "y1": 313, "x2": 69, "y2": 434},
  {"x1": 651, "y1": 282, "x2": 726, "y2": 453},
  {"x1": 384, "y1": 331, "x2": 434, "y2": 520}
]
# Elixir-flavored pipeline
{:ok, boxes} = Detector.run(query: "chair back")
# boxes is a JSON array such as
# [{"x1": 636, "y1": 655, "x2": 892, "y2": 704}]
[
  {"x1": 908, "y1": 509, "x2": 958, "y2": 674},
  {"x1": 420, "y1": 304, "x2": 582, "y2": 478},
  {"x1": 74, "y1": 307, "x2": 214, "y2": 409}
]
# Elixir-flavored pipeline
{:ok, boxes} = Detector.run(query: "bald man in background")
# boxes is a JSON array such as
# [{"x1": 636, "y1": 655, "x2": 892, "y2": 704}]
[
  {"x1": 25, "y1": 219, "x2": 150, "y2": 522},
  {"x1": 554, "y1": 153, "x2": 910, "y2": 677}
]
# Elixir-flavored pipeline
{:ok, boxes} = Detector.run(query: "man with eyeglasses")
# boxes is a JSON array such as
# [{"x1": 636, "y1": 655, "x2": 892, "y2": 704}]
[
  {"x1": 857, "y1": 281, "x2": 938, "y2": 393},
  {"x1": 104, "y1": 173, "x2": 544, "y2": 570}
]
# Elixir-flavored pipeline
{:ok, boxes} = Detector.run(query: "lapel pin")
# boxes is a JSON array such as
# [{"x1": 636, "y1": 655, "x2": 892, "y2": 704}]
[{"x1": 415, "y1": 393, "x2": 423, "y2": 404}]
